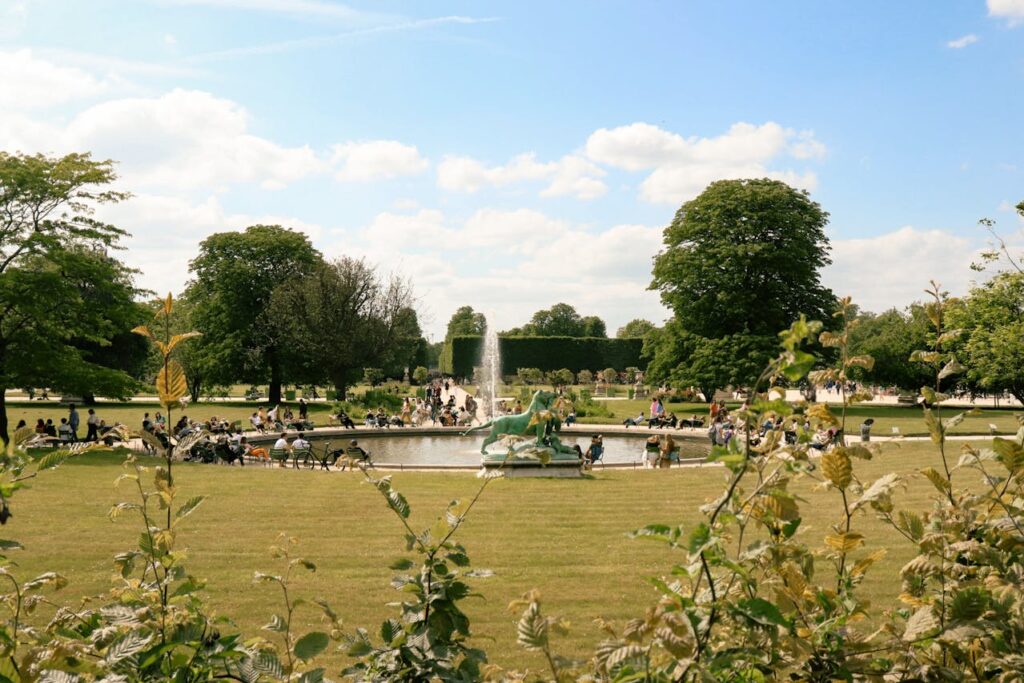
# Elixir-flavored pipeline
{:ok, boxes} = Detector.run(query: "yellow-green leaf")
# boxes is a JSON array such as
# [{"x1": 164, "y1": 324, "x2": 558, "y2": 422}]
[
  {"x1": 821, "y1": 450, "x2": 852, "y2": 489},
  {"x1": 166, "y1": 332, "x2": 202, "y2": 354},
  {"x1": 132, "y1": 325, "x2": 154, "y2": 340},
  {"x1": 920, "y1": 467, "x2": 950, "y2": 493},
  {"x1": 825, "y1": 532, "x2": 864, "y2": 553},
  {"x1": 157, "y1": 360, "x2": 188, "y2": 407}
]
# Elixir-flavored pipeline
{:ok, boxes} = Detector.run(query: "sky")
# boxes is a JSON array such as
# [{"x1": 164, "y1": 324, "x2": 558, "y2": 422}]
[{"x1": 1, "y1": 0, "x2": 1022, "y2": 340}]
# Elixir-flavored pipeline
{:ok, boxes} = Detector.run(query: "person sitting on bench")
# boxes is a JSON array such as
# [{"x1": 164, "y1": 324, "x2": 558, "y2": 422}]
[{"x1": 340, "y1": 439, "x2": 371, "y2": 470}]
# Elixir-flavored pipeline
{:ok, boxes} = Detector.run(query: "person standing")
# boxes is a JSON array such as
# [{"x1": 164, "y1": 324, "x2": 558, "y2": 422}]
[
  {"x1": 298, "y1": 397, "x2": 308, "y2": 421},
  {"x1": 85, "y1": 408, "x2": 100, "y2": 441},
  {"x1": 68, "y1": 404, "x2": 80, "y2": 442}
]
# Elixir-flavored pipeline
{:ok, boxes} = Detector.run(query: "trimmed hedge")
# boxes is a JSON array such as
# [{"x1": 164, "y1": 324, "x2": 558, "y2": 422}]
[{"x1": 442, "y1": 335, "x2": 643, "y2": 377}]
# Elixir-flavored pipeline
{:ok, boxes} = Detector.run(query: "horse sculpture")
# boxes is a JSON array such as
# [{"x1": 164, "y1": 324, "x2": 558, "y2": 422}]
[{"x1": 462, "y1": 390, "x2": 559, "y2": 454}]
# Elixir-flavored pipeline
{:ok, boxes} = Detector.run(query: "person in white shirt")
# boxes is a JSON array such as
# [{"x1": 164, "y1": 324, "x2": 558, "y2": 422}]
[
  {"x1": 273, "y1": 433, "x2": 290, "y2": 451},
  {"x1": 250, "y1": 412, "x2": 264, "y2": 433},
  {"x1": 291, "y1": 433, "x2": 310, "y2": 450}
]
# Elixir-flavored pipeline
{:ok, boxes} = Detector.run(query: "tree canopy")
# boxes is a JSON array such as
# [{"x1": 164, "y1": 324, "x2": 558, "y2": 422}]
[
  {"x1": 651, "y1": 178, "x2": 836, "y2": 337},
  {"x1": 948, "y1": 272, "x2": 1024, "y2": 404},
  {"x1": 266, "y1": 257, "x2": 418, "y2": 399},
  {"x1": 646, "y1": 179, "x2": 836, "y2": 400},
  {"x1": 846, "y1": 307, "x2": 932, "y2": 391},
  {"x1": 445, "y1": 306, "x2": 487, "y2": 338},
  {"x1": 505, "y1": 303, "x2": 607, "y2": 338},
  {"x1": 616, "y1": 318, "x2": 657, "y2": 339},
  {"x1": 186, "y1": 225, "x2": 321, "y2": 404},
  {"x1": 0, "y1": 152, "x2": 141, "y2": 442}
]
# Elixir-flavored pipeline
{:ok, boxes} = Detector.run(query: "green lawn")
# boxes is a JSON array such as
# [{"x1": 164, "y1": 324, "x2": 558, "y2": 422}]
[
  {"x1": 578, "y1": 398, "x2": 1021, "y2": 436},
  {"x1": 7, "y1": 439, "x2": 976, "y2": 672}
]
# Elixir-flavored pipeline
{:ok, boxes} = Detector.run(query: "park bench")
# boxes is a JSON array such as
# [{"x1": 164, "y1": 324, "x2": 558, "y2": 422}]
[
  {"x1": 269, "y1": 448, "x2": 289, "y2": 467},
  {"x1": 896, "y1": 395, "x2": 918, "y2": 405},
  {"x1": 336, "y1": 447, "x2": 373, "y2": 471}
]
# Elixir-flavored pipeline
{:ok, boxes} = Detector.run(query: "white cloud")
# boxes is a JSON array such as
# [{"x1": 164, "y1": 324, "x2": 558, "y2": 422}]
[
  {"x1": 331, "y1": 140, "x2": 428, "y2": 181},
  {"x1": 362, "y1": 207, "x2": 569, "y2": 255},
  {"x1": 947, "y1": 33, "x2": 979, "y2": 48},
  {"x1": 99, "y1": 193, "x2": 327, "y2": 296},
  {"x1": 437, "y1": 153, "x2": 606, "y2": 199},
  {"x1": 585, "y1": 121, "x2": 824, "y2": 204},
  {"x1": 824, "y1": 226, "x2": 983, "y2": 313},
  {"x1": 164, "y1": 33, "x2": 178, "y2": 46},
  {"x1": 60, "y1": 89, "x2": 325, "y2": 191},
  {"x1": 988, "y1": 0, "x2": 1024, "y2": 25},
  {"x1": 0, "y1": 49, "x2": 110, "y2": 109}
]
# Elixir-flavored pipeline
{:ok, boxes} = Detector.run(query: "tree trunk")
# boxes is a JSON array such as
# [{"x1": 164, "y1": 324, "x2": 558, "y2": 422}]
[
  {"x1": 1011, "y1": 387, "x2": 1024, "y2": 409},
  {"x1": 700, "y1": 386, "x2": 716, "y2": 403},
  {"x1": 189, "y1": 374, "x2": 202, "y2": 403},
  {"x1": 332, "y1": 369, "x2": 349, "y2": 401},
  {"x1": 268, "y1": 350, "x2": 282, "y2": 405},
  {"x1": 0, "y1": 386, "x2": 8, "y2": 446},
  {"x1": 82, "y1": 392, "x2": 97, "y2": 406}
]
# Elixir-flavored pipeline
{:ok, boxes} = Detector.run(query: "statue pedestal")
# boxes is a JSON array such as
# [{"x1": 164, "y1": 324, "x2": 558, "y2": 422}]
[{"x1": 480, "y1": 448, "x2": 582, "y2": 478}]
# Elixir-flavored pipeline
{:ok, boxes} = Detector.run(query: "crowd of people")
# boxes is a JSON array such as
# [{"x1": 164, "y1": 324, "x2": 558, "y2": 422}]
[{"x1": 21, "y1": 404, "x2": 127, "y2": 446}]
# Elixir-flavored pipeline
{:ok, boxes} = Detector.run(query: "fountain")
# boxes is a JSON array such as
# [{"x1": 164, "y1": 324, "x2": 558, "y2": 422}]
[{"x1": 480, "y1": 316, "x2": 501, "y2": 420}]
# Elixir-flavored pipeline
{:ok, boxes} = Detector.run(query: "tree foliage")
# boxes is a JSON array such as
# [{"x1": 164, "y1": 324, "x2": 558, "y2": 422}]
[
  {"x1": 644, "y1": 319, "x2": 777, "y2": 401},
  {"x1": 651, "y1": 178, "x2": 835, "y2": 337},
  {"x1": 846, "y1": 306, "x2": 933, "y2": 391},
  {"x1": 0, "y1": 152, "x2": 141, "y2": 442},
  {"x1": 186, "y1": 224, "x2": 321, "y2": 405},
  {"x1": 647, "y1": 179, "x2": 836, "y2": 399},
  {"x1": 445, "y1": 305, "x2": 486, "y2": 338},
  {"x1": 948, "y1": 271, "x2": 1024, "y2": 403},
  {"x1": 266, "y1": 257, "x2": 418, "y2": 399},
  {"x1": 507, "y1": 303, "x2": 607, "y2": 338},
  {"x1": 616, "y1": 318, "x2": 656, "y2": 339}
]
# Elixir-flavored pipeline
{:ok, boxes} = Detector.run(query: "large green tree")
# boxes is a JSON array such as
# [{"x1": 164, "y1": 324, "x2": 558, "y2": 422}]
[
  {"x1": 651, "y1": 178, "x2": 835, "y2": 337},
  {"x1": 647, "y1": 179, "x2": 836, "y2": 399},
  {"x1": 186, "y1": 225, "x2": 321, "y2": 404},
  {"x1": 0, "y1": 152, "x2": 141, "y2": 442},
  {"x1": 267, "y1": 257, "x2": 418, "y2": 399},
  {"x1": 947, "y1": 272, "x2": 1024, "y2": 404},
  {"x1": 846, "y1": 307, "x2": 932, "y2": 391}
]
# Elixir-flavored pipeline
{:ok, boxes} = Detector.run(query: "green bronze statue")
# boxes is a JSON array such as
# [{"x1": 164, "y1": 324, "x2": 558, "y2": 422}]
[{"x1": 462, "y1": 389, "x2": 577, "y2": 459}]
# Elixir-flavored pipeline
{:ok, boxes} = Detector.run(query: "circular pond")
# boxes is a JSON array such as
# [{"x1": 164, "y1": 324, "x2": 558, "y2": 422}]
[{"x1": 308, "y1": 432, "x2": 709, "y2": 467}]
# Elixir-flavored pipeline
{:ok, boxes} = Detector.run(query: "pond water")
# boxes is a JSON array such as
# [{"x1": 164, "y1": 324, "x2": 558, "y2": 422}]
[{"x1": 307, "y1": 433, "x2": 709, "y2": 467}]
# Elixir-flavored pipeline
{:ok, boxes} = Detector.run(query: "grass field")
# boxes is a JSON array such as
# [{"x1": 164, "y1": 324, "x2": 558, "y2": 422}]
[
  {"x1": 8, "y1": 439, "x2": 977, "y2": 672},
  {"x1": 579, "y1": 398, "x2": 1022, "y2": 435}
]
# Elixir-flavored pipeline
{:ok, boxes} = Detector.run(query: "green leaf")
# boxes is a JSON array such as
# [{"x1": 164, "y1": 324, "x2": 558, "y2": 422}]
[
  {"x1": 781, "y1": 350, "x2": 816, "y2": 381},
  {"x1": 950, "y1": 587, "x2": 989, "y2": 621},
  {"x1": 0, "y1": 540, "x2": 23, "y2": 552},
  {"x1": 736, "y1": 597, "x2": 789, "y2": 628},
  {"x1": 993, "y1": 437, "x2": 1024, "y2": 474},
  {"x1": 389, "y1": 557, "x2": 414, "y2": 570},
  {"x1": 686, "y1": 522, "x2": 712, "y2": 554},
  {"x1": 293, "y1": 631, "x2": 329, "y2": 661},
  {"x1": 174, "y1": 496, "x2": 205, "y2": 522}
]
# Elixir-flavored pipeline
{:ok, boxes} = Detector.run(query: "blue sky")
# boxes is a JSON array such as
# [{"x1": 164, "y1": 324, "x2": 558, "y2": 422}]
[{"x1": 1, "y1": 0, "x2": 1022, "y2": 338}]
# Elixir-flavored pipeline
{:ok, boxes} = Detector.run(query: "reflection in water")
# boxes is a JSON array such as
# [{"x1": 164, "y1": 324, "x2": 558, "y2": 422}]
[{"x1": 308, "y1": 434, "x2": 708, "y2": 466}]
